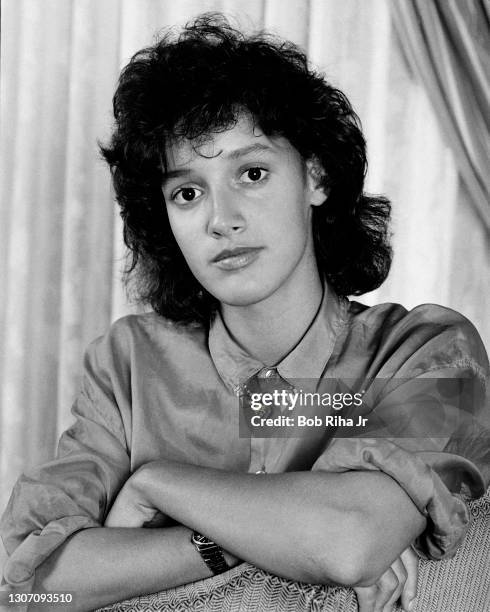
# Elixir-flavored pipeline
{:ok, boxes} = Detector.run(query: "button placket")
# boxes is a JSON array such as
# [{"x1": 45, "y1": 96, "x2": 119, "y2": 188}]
[{"x1": 243, "y1": 370, "x2": 297, "y2": 475}]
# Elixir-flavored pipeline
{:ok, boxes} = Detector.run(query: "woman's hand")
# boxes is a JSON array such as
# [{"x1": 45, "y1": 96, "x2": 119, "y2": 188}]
[
  {"x1": 353, "y1": 547, "x2": 418, "y2": 612},
  {"x1": 104, "y1": 468, "x2": 168, "y2": 528},
  {"x1": 104, "y1": 462, "x2": 241, "y2": 570}
]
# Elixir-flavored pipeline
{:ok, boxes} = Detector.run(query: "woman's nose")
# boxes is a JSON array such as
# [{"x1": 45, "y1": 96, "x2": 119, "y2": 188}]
[{"x1": 206, "y1": 188, "x2": 246, "y2": 238}]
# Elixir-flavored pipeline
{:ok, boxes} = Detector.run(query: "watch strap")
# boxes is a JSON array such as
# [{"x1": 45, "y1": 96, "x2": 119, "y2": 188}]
[{"x1": 191, "y1": 531, "x2": 229, "y2": 575}]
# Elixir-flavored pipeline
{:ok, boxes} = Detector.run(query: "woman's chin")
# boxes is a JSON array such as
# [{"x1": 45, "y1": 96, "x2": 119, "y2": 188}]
[
  {"x1": 212, "y1": 284, "x2": 275, "y2": 309},
  {"x1": 217, "y1": 292, "x2": 267, "y2": 308},
  {"x1": 199, "y1": 269, "x2": 285, "y2": 309}
]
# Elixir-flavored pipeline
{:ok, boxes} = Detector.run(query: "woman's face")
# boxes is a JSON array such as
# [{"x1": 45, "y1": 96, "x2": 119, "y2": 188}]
[{"x1": 161, "y1": 114, "x2": 326, "y2": 309}]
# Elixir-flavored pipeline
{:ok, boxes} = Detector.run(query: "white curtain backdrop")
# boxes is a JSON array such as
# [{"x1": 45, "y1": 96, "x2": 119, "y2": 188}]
[{"x1": 1, "y1": 0, "x2": 488, "y2": 548}]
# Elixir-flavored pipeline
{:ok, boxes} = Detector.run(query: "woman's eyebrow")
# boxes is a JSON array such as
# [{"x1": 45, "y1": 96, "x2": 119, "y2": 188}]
[
  {"x1": 161, "y1": 168, "x2": 192, "y2": 185},
  {"x1": 226, "y1": 143, "x2": 273, "y2": 160}
]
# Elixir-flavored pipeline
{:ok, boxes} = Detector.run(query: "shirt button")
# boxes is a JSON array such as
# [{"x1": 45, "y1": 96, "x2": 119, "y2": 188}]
[
  {"x1": 264, "y1": 369, "x2": 276, "y2": 378},
  {"x1": 258, "y1": 405, "x2": 272, "y2": 418},
  {"x1": 234, "y1": 384, "x2": 243, "y2": 396}
]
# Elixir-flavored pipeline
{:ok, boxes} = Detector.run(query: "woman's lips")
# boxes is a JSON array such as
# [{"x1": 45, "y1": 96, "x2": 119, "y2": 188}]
[{"x1": 212, "y1": 247, "x2": 263, "y2": 271}]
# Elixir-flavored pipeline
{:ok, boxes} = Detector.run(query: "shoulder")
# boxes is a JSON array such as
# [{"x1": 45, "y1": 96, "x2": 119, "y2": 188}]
[
  {"x1": 345, "y1": 301, "x2": 489, "y2": 379},
  {"x1": 348, "y1": 301, "x2": 481, "y2": 343},
  {"x1": 84, "y1": 312, "x2": 207, "y2": 372}
]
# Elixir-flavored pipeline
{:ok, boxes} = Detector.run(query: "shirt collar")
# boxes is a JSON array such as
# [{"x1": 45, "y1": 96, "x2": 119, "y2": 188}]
[{"x1": 208, "y1": 284, "x2": 348, "y2": 393}]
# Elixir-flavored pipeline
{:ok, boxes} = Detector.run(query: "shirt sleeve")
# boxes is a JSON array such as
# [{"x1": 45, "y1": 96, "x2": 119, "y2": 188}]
[
  {"x1": 311, "y1": 306, "x2": 490, "y2": 560},
  {"x1": 0, "y1": 334, "x2": 131, "y2": 586}
]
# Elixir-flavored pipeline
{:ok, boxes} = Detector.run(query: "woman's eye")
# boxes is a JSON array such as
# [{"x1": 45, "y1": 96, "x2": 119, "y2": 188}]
[
  {"x1": 172, "y1": 187, "x2": 203, "y2": 204},
  {"x1": 240, "y1": 167, "x2": 269, "y2": 183}
]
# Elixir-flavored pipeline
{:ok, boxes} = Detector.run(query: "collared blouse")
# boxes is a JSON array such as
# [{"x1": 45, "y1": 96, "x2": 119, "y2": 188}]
[{"x1": 1, "y1": 289, "x2": 489, "y2": 586}]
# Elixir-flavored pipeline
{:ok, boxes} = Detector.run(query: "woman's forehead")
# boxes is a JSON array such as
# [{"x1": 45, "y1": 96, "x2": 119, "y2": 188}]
[{"x1": 163, "y1": 115, "x2": 294, "y2": 172}]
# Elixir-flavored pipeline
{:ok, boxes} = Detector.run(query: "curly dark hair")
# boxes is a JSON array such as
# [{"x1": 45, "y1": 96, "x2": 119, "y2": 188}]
[{"x1": 101, "y1": 13, "x2": 392, "y2": 326}]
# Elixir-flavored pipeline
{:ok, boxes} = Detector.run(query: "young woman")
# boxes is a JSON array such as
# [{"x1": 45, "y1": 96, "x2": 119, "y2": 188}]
[{"x1": 1, "y1": 15, "x2": 488, "y2": 612}]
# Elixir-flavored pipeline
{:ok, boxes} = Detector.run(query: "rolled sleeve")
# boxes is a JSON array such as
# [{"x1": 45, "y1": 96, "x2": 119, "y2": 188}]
[
  {"x1": 0, "y1": 337, "x2": 131, "y2": 586},
  {"x1": 311, "y1": 372, "x2": 488, "y2": 559},
  {"x1": 311, "y1": 307, "x2": 489, "y2": 560}
]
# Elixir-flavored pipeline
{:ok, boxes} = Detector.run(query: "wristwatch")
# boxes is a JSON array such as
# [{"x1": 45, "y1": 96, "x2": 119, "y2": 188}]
[{"x1": 191, "y1": 531, "x2": 229, "y2": 575}]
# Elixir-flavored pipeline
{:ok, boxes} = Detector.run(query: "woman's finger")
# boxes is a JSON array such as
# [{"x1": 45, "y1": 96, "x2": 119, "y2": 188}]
[
  {"x1": 142, "y1": 510, "x2": 168, "y2": 528},
  {"x1": 354, "y1": 584, "x2": 377, "y2": 612},
  {"x1": 399, "y1": 547, "x2": 419, "y2": 611},
  {"x1": 354, "y1": 565, "x2": 400, "y2": 612},
  {"x1": 373, "y1": 566, "x2": 400, "y2": 612},
  {"x1": 381, "y1": 558, "x2": 407, "y2": 612}
]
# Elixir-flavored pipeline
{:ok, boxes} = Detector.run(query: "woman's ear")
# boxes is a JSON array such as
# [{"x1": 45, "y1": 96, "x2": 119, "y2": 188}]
[{"x1": 306, "y1": 158, "x2": 329, "y2": 206}]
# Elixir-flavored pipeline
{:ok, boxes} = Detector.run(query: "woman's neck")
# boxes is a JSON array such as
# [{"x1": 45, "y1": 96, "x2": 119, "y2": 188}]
[{"x1": 220, "y1": 272, "x2": 324, "y2": 366}]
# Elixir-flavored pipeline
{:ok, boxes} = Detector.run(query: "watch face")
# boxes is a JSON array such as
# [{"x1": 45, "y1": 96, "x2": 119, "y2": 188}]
[{"x1": 192, "y1": 532, "x2": 212, "y2": 546}]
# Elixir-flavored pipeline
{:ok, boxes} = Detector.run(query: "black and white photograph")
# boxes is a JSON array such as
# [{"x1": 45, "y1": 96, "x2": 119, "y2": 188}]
[{"x1": 0, "y1": 1, "x2": 489, "y2": 611}]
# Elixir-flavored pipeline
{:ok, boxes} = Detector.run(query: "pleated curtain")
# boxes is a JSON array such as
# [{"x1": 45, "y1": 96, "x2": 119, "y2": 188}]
[
  {"x1": 391, "y1": 0, "x2": 490, "y2": 230},
  {"x1": 1, "y1": 0, "x2": 489, "y2": 528}
]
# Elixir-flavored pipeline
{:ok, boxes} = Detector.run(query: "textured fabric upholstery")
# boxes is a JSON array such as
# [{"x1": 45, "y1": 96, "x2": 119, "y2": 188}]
[{"x1": 97, "y1": 487, "x2": 490, "y2": 612}]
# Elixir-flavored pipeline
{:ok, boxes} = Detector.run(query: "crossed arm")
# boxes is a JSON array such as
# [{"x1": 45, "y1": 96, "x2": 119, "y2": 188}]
[{"x1": 31, "y1": 460, "x2": 425, "y2": 612}]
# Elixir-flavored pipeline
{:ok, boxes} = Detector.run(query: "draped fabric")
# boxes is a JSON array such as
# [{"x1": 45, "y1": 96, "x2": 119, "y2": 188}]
[
  {"x1": 1, "y1": 0, "x2": 489, "y2": 568},
  {"x1": 390, "y1": 0, "x2": 490, "y2": 231}
]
